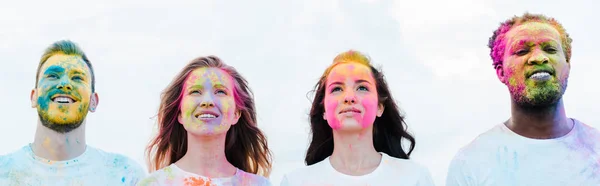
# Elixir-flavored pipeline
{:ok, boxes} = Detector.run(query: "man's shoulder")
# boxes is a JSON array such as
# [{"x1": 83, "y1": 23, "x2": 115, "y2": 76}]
[
  {"x1": 576, "y1": 120, "x2": 600, "y2": 137},
  {"x1": 0, "y1": 146, "x2": 31, "y2": 170},
  {"x1": 454, "y1": 124, "x2": 508, "y2": 158}
]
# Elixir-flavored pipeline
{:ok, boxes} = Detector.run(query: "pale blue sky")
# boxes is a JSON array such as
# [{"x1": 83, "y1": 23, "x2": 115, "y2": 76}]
[{"x1": 0, "y1": 0, "x2": 598, "y2": 185}]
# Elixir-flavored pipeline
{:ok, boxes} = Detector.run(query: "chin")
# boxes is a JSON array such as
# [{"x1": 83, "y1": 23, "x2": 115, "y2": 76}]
[
  {"x1": 335, "y1": 122, "x2": 367, "y2": 132},
  {"x1": 186, "y1": 125, "x2": 231, "y2": 137}
]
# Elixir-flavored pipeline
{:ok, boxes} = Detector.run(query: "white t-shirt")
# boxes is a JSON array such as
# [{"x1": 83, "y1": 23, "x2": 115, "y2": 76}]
[
  {"x1": 281, "y1": 152, "x2": 435, "y2": 186},
  {"x1": 0, "y1": 144, "x2": 146, "y2": 186},
  {"x1": 138, "y1": 164, "x2": 272, "y2": 186},
  {"x1": 446, "y1": 119, "x2": 600, "y2": 186}
]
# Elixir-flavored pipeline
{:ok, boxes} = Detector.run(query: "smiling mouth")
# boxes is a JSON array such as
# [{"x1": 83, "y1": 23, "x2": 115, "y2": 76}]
[
  {"x1": 51, "y1": 95, "x2": 76, "y2": 104},
  {"x1": 527, "y1": 69, "x2": 554, "y2": 79},
  {"x1": 194, "y1": 112, "x2": 220, "y2": 119}
]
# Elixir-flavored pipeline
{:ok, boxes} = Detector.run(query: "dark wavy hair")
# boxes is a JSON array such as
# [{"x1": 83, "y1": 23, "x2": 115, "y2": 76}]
[
  {"x1": 145, "y1": 56, "x2": 272, "y2": 176},
  {"x1": 305, "y1": 50, "x2": 416, "y2": 165}
]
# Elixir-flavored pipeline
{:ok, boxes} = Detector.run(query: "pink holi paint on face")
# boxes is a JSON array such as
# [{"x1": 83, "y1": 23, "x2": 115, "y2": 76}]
[
  {"x1": 500, "y1": 22, "x2": 569, "y2": 98},
  {"x1": 178, "y1": 67, "x2": 238, "y2": 135},
  {"x1": 323, "y1": 63, "x2": 379, "y2": 131}
]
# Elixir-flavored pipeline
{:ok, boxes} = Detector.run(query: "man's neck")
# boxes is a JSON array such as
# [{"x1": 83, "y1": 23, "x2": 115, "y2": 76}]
[
  {"x1": 329, "y1": 128, "x2": 381, "y2": 176},
  {"x1": 508, "y1": 99, "x2": 574, "y2": 139},
  {"x1": 32, "y1": 121, "x2": 86, "y2": 161},
  {"x1": 175, "y1": 133, "x2": 236, "y2": 178}
]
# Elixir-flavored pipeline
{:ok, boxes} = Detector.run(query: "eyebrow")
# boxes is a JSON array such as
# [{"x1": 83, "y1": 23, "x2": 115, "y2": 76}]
[
  {"x1": 187, "y1": 85, "x2": 204, "y2": 90},
  {"x1": 213, "y1": 84, "x2": 231, "y2": 91},
  {"x1": 43, "y1": 66, "x2": 65, "y2": 75},
  {"x1": 70, "y1": 69, "x2": 87, "y2": 76},
  {"x1": 510, "y1": 39, "x2": 558, "y2": 50},
  {"x1": 187, "y1": 84, "x2": 231, "y2": 91},
  {"x1": 327, "y1": 79, "x2": 372, "y2": 88}
]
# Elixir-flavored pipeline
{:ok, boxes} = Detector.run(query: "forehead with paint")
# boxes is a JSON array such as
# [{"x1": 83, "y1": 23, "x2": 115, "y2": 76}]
[
  {"x1": 326, "y1": 62, "x2": 376, "y2": 86},
  {"x1": 182, "y1": 67, "x2": 236, "y2": 97}
]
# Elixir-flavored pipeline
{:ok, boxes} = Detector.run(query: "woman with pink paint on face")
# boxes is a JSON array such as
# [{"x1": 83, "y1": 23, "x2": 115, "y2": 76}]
[
  {"x1": 138, "y1": 56, "x2": 272, "y2": 186},
  {"x1": 281, "y1": 50, "x2": 434, "y2": 186}
]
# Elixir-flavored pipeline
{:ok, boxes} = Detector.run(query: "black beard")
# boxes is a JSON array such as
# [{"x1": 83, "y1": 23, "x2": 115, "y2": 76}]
[
  {"x1": 38, "y1": 112, "x2": 84, "y2": 133},
  {"x1": 513, "y1": 78, "x2": 568, "y2": 111}
]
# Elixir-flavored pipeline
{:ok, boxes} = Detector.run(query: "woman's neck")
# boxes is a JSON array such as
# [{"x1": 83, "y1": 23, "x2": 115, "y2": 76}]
[
  {"x1": 329, "y1": 127, "x2": 382, "y2": 176},
  {"x1": 175, "y1": 133, "x2": 237, "y2": 178}
]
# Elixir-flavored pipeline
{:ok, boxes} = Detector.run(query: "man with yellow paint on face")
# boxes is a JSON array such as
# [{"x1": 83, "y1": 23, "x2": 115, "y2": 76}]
[
  {"x1": 0, "y1": 40, "x2": 146, "y2": 185},
  {"x1": 446, "y1": 13, "x2": 600, "y2": 186}
]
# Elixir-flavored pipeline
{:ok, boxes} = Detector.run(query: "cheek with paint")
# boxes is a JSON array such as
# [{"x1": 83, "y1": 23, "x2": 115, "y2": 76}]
[
  {"x1": 210, "y1": 98, "x2": 234, "y2": 134},
  {"x1": 179, "y1": 96, "x2": 199, "y2": 129},
  {"x1": 504, "y1": 66, "x2": 526, "y2": 97},
  {"x1": 324, "y1": 96, "x2": 342, "y2": 130},
  {"x1": 359, "y1": 97, "x2": 378, "y2": 128}
]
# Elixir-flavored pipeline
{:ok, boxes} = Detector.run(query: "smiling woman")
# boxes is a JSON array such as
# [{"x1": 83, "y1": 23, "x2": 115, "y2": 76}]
[{"x1": 141, "y1": 56, "x2": 273, "y2": 186}]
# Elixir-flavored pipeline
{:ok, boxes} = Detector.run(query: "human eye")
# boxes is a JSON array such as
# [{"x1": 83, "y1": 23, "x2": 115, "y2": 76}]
[
  {"x1": 215, "y1": 89, "x2": 227, "y2": 95},
  {"x1": 72, "y1": 76, "x2": 83, "y2": 81},
  {"x1": 544, "y1": 46, "x2": 558, "y2": 54},
  {"x1": 189, "y1": 90, "x2": 201, "y2": 95},
  {"x1": 357, "y1": 85, "x2": 369, "y2": 91},
  {"x1": 46, "y1": 74, "x2": 58, "y2": 79},
  {"x1": 514, "y1": 48, "x2": 529, "y2": 56},
  {"x1": 330, "y1": 87, "x2": 342, "y2": 93}
]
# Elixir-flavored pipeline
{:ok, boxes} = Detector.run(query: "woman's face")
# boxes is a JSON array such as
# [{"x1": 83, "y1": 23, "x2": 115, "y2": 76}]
[
  {"x1": 178, "y1": 67, "x2": 240, "y2": 136},
  {"x1": 323, "y1": 62, "x2": 383, "y2": 132}
]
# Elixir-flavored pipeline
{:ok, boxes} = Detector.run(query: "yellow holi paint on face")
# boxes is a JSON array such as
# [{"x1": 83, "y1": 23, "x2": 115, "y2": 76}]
[
  {"x1": 178, "y1": 67, "x2": 238, "y2": 136},
  {"x1": 501, "y1": 22, "x2": 569, "y2": 104},
  {"x1": 35, "y1": 54, "x2": 92, "y2": 129}
]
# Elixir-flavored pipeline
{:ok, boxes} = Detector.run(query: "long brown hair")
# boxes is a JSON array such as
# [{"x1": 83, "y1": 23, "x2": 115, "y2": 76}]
[
  {"x1": 305, "y1": 50, "x2": 416, "y2": 165},
  {"x1": 145, "y1": 56, "x2": 272, "y2": 176}
]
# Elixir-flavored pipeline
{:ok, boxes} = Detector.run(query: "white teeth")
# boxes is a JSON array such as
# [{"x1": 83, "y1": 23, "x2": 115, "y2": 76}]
[
  {"x1": 530, "y1": 72, "x2": 551, "y2": 79},
  {"x1": 197, "y1": 114, "x2": 217, "y2": 118},
  {"x1": 53, "y1": 97, "x2": 74, "y2": 103}
]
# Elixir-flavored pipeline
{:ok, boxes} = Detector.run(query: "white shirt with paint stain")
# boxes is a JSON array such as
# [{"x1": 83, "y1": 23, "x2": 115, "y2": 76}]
[
  {"x1": 280, "y1": 152, "x2": 435, "y2": 186},
  {"x1": 0, "y1": 144, "x2": 146, "y2": 186},
  {"x1": 137, "y1": 164, "x2": 272, "y2": 186},
  {"x1": 446, "y1": 119, "x2": 600, "y2": 186}
]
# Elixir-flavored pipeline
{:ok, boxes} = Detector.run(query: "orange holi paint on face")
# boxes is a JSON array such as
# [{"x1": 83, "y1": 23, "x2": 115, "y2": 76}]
[
  {"x1": 500, "y1": 22, "x2": 569, "y2": 106},
  {"x1": 178, "y1": 67, "x2": 239, "y2": 136},
  {"x1": 323, "y1": 62, "x2": 379, "y2": 131},
  {"x1": 35, "y1": 54, "x2": 93, "y2": 133}
]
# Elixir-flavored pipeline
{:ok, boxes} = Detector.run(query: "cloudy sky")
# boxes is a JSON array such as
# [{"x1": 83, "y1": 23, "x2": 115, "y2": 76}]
[{"x1": 0, "y1": 0, "x2": 598, "y2": 185}]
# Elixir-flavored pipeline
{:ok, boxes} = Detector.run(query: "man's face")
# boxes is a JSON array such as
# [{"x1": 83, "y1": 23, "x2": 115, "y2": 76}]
[
  {"x1": 497, "y1": 22, "x2": 570, "y2": 107},
  {"x1": 31, "y1": 53, "x2": 97, "y2": 133}
]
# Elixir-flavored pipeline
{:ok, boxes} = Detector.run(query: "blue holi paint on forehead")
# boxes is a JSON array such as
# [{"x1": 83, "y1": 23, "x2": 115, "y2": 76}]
[{"x1": 43, "y1": 66, "x2": 66, "y2": 75}]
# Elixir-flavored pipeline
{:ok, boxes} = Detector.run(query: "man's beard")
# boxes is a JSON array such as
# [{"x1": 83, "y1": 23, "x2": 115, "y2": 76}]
[
  {"x1": 511, "y1": 78, "x2": 568, "y2": 110},
  {"x1": 38, "y1": 111, "x2": 85, "y2": 133}
]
